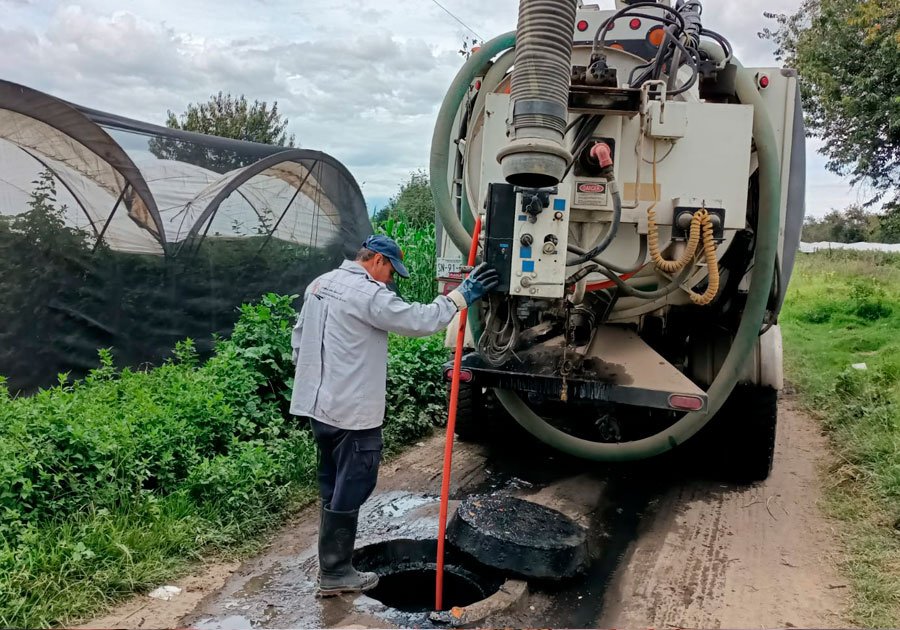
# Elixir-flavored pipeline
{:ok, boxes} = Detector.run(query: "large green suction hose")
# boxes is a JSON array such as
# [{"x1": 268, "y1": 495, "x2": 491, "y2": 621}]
[
  {"x1": 430, "y1": 32, "x2": 516, "y2": 253},
  {"x1": 430, "y1": 37, "x2": 782, "y2": 461}
]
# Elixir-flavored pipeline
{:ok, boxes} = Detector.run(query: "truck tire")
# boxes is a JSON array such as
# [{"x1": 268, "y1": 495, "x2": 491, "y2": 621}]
[
  {"x1": 452, "y1": 382, "x2": 509, "y2": 442},
  {"x1": 701, "y1": 384, "x2": 778, "y2": 482}
]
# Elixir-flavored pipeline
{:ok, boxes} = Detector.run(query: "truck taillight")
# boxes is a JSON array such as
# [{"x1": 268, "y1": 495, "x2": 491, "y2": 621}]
[
  {"x1": 444, "y1": 368, "x2": 474, "y2": 383},
  {"x1": 668, "y1": 394, "x2": 704, "y2": 411}
]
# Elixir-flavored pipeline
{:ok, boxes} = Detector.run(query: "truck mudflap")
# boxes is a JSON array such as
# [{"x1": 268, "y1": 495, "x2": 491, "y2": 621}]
[{"x1": 444, "y1": 326, "x2": 708, "y2": 413}]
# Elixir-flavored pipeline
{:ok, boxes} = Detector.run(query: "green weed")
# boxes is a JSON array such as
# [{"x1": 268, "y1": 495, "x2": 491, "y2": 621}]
[{"x1": 0, "y1": 293, "x2": 448, "y2": 627}]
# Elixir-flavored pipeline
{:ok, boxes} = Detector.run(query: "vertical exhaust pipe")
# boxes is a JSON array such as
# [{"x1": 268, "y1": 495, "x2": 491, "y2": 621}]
[{"x1": 497, "y1": 0, "x2": 578, "y2": 188}]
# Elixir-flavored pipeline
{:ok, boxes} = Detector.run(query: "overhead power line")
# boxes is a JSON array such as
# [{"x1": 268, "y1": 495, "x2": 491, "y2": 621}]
[{"x1": 427, "y1": 0, "x2": 484, "y2": 41}]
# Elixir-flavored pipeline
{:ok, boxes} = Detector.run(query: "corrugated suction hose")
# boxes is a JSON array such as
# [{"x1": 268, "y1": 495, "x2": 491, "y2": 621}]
[{"x1": 497, "y1": 0, "x2": 578, "y2": 188}]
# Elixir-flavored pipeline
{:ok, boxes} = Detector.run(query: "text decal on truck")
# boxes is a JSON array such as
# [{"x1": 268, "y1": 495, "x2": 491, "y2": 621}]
[{"x1": 574, "y1": 180, "x2": 609, "y2": 209}]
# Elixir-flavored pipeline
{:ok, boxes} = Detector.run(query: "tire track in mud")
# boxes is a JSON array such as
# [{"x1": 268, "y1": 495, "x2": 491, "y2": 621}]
[{"x1": 597, "y1": 397, "x2": 850, "y2": 629}]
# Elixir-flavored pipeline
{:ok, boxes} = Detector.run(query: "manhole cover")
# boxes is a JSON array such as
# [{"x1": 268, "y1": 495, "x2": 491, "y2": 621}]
[{"x1": 447, "y1": 495, "x2": 588, "y2": 580}]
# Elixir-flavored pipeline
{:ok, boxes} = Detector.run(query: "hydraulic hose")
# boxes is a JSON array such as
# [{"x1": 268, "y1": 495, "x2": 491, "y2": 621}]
[
  {"x1": 495, "y1": 58, "x2": 782, "y2": 460},
  {"x1": 595, "y1": 260, "x2": 693, "y2": 300},
  {"x1": 567, "y1": 235, "x2": 648, "y2": 274},
  {"x1": 567, "y1": 182, "x2": 622, "y2": 264}
]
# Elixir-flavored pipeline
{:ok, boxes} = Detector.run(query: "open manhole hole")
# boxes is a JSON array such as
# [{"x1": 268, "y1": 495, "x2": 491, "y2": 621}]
[{"x1": 354, "y1": 538, "x2": 504, "y2": 613}]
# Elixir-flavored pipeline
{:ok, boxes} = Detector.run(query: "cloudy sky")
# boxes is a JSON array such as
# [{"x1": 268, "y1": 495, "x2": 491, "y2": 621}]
[{"x1": 0, "y1": 0, "x2": 864, "y2": 215}]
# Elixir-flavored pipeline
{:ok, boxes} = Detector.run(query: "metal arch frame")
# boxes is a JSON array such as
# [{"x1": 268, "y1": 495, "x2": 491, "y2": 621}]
[
  {"x1": 0, "y1": 80, "x2": 374, "y2": 258},
  {"x1": 0, "y1": 80, "x2": 168, "y2": 252},
  {"x1": 79, "y1": 106, "x2": 373, "y2": 257},
  {"x1": 16, "y1": 146, "x2": 103, "y2": 241},
  {"x1": 256, "y1": 158, "x2": 319, "y2": 254},
  {"x1": 181, "y1": 149, "x2": 328, "y2": 250}
]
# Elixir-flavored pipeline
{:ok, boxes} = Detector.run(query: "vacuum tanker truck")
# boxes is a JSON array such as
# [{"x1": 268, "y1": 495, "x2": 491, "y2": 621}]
[{"x1": 431, "y1": 0, "x2": 805, "y2": 481}]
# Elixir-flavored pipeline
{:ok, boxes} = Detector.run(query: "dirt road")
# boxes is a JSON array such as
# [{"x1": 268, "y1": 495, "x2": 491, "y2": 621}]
[{"x1": 83, "y1": 395, "x2": 850, "y2": 628}]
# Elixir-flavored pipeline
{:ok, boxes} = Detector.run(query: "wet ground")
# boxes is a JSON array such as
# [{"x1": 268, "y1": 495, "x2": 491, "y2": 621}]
[{"x1": 83, "y1": 395, "x2": 851, "y2": 629}]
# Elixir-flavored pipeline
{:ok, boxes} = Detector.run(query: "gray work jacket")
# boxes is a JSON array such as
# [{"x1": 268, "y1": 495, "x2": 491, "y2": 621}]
[{"x1": 290, "y1": 260, "x2": 465, "y2": 430}]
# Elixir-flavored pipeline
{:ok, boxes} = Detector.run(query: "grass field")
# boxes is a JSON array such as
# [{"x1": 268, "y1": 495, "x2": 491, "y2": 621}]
[{"x1": 780, "y1": 250, "x2": 900, "y2": 627}]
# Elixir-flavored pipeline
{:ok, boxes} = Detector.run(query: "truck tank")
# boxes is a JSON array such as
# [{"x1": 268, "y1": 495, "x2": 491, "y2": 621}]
[{"x1": 431, "y1": 0, "x2": 806, "y2": 481}]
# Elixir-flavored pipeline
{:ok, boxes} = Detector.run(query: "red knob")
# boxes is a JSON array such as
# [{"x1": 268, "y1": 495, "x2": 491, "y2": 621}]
[{"x1": 590, "y1": 142, "x2": 613, "y2": 168}]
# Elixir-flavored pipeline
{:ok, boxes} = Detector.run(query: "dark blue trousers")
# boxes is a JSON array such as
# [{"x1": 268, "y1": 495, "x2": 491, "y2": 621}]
[{"x1": 309, "y1": 419, "x2": 383, "y2": 512}]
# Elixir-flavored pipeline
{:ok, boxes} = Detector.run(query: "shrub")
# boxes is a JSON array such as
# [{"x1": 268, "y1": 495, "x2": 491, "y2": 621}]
[
  {"x1": 0, "y1": 292, "x2": 449, "y2": 627},
  {"x1": 384, "y1": 333, "x2": 449, "y2": 452},
  {"x1": 849, "y1": 279, "x2": 893, "y2": 321}
]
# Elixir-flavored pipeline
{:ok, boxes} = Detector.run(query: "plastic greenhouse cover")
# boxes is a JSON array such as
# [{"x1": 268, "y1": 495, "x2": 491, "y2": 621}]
[{"x1": 0, "y1": 80, "x2": 371, "y2": 394}]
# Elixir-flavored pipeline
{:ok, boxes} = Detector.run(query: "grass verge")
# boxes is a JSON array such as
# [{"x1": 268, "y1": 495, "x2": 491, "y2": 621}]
[{"x1": 780, "y1": 250, "x2": 900, "y2": 627}]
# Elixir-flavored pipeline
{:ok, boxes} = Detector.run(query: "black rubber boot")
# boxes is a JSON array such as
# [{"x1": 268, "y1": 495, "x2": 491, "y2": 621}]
[{"x1": 317, "y1": 507, "x2": 379, "y2": 597}]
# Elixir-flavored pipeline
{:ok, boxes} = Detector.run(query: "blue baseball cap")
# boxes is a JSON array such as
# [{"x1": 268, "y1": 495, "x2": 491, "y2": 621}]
[{"x1": 363, "y1": 234, "x2": 410, "y2": 278}]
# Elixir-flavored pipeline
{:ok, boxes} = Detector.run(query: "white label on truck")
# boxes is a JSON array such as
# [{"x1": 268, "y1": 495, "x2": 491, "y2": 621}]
[
  {"x1": 436, "y1": 257, "x2": 464, "y2": 279},
  {"x1": 574, "y1": 180, "x2": 609, "y2": 209}
]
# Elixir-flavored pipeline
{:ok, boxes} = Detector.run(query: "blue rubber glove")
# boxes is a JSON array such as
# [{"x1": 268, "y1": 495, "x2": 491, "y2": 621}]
[{"x1": 457, "y1": 263, "x2": 500, "y2": 306}]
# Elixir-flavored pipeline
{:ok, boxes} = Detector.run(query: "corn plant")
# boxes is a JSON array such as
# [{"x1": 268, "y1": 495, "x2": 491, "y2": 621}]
[{"x1": 378, "y1": 217, "x2": 437, "y2": 304}]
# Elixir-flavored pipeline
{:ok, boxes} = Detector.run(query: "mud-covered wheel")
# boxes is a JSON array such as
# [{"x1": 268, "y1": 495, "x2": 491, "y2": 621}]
[
  {"x1": 452, "y1": 380, "x2": 487, "y2": 442},
  {"x1": 452, "y1": 381, "x2": 511, "y2": 442},
  {"x1": 703, "y1": 384, "x2": 778, "y2": 482}
]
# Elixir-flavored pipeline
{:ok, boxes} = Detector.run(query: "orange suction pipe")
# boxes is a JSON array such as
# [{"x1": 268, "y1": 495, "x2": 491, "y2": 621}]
[{"x1": 435, "y1": 215, "x2": 482, "y2": 612}]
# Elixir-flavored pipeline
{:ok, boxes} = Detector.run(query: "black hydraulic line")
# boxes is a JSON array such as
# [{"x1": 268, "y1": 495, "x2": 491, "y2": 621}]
[
  {"x1": 678, "y1": 0, "x2": 704, "y2": 46},
  {"x1": 567, "y1": 234, "x2": 648, "y2": 274},
  {"x1": 592, "y1": 3, "x2": 686, "y2": 55},
  {"x1": 659, "y1": 34, "x2": 700, "y2": 96},
  {"x1": 566, "y1": 264, "x2": 599, "y2": 285},
  {"x1": 601, "y1": 261, "x2": 695, "y2": 300},
  {"x1": 629, "y1": 24, "x2": 674, "y2": 86},
  {"x1": 567, "y1": 186, "x2": 622, "y2": 264},
  {"x1": 562, "y1": 115, "x2": 603, "y2": 181},
  {"x1": 700, "y1": 28, "x2": 733, "y2": 63}
]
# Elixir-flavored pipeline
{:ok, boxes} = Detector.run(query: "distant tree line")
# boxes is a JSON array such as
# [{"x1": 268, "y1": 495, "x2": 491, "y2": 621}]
[{"x1": 802, "y1": 204, "x2": 900, "y2": 244}]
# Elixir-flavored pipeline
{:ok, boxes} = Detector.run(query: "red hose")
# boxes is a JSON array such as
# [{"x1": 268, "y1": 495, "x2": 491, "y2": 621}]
[{"x1": 435, "y1": 215, "x2": 482, "y2": 612}]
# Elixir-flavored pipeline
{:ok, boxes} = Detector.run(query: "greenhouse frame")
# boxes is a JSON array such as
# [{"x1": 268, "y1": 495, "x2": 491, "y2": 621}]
[{"x1": 0, "y1": 80, "x2": 372, "y2": 393}]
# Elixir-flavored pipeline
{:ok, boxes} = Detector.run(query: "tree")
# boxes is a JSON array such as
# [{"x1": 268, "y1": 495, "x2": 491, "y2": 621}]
[
  {"x1": 761, "y1": 0, "x2": 900, "y2": 206},
  {"x1": 877, "y1": 201, "x2": 900, "y2": 242},
  {"x1": 372, "y1": 170, "x2": 435, "y2": 227},
  {"x1": 148, "y1": 93, "x2": 296, "y2": 172},
  {"x1": 801, "y1": 205, "x2": 883, "y2": 242}
]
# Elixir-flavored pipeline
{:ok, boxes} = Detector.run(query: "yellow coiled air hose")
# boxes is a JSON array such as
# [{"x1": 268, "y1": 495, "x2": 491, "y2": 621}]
[
  {"x1": 645, "y1": 140, "x2": 720, "y2": 306},
  {"x1": 647, "y1": 207, "x2": 720, "y2": 306}
]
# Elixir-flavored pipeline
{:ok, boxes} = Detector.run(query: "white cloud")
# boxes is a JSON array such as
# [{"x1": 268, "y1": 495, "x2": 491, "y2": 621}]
[{"x1": 0, "y1": 0, "x2": 861, "y2": 212}]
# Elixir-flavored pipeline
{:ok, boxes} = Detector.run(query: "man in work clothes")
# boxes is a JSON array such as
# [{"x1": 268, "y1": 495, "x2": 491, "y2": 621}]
[{"x1": 290, "y1": 234, "x2": 498, "y2": 597}]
